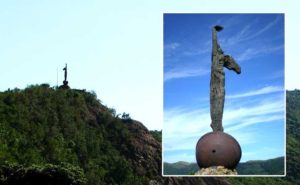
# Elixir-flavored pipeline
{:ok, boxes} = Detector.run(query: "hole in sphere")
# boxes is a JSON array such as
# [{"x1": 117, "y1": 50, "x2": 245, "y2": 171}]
[{"x1": 212, "y1": 149, "x2": 216, "y2": 153}]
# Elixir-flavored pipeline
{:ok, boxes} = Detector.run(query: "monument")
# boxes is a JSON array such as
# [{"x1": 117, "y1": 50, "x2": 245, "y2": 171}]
[
  {"x1": 195, "y1": 25, "x2": 242, "y2": 172},
  {"x1": 59, "y1": 64, "x2": 70, "y2": 89}
]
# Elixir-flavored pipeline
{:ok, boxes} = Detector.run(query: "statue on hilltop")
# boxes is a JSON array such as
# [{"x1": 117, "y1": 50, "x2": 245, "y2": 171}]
[{"x1": 59, "y1": 63, "x2": 70, "y2": 89}]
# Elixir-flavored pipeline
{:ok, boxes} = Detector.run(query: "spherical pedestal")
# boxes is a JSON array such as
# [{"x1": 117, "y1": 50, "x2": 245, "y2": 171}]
[{"x1": 196, "y1": 131, "x2": 241, "y2": 169}]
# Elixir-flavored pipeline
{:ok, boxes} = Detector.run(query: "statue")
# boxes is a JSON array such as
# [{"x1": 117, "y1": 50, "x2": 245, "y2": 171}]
[
  {"x1": 59, "y1": 63, "x2": 70, "y2": 89},
  {"x1": 195, "y1": 25, "x2": 242, "y2": 171},
  {"x1": 63, "y1": 63, "x2": 67, "y2": 82},
  {"x1": 210, "y1": 25, "x2": 241, "y2": 132}
]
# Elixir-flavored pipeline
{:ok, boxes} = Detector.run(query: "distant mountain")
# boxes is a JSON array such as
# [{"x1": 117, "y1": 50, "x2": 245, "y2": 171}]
[
  {"x1": 164, "y1": 156, "x2": 284, "y2": 175},
  {"x1": 236, "y1": 156, "x2": 284, "y2": 175},
  {"x1": 164, "y1": 161, "x2": 198, "y2": 175}
]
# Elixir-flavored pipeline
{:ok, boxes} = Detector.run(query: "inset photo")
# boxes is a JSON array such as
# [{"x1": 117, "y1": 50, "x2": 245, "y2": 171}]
[{"x1": 163, "y1": 13, "x2": 285, "y2": 176}]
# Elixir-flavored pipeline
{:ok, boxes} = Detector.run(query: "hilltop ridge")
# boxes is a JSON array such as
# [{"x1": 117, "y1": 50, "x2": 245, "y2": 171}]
[{"x1": 0, "y1": 84, "x2": 161, "y2": 184}]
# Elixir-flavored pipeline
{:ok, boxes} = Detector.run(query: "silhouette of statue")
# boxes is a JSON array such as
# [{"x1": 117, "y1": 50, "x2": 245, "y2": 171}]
[
  {"x1": 59, "y1": 63, "x2": 69, "y2": 89},
  {"x1": 210, "y1": 25, "x2": 241, "y2": 132},
  {"x1": 63, "y1": 64, "x2": 67, "y2": 82}
]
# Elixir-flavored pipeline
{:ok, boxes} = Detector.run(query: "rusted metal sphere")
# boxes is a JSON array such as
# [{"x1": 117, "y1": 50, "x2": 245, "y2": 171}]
[{"x1": 196, "y1": 131, "x2": 241, "y2": 169}]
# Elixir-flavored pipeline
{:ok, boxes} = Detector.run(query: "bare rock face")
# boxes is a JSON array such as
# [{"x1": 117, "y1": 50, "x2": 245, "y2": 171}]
[
  {"x1": 122, "y1": 120, "x2": 233, "y2": 185},
  {"x1": 195, "y1": 166, "x2": 238, "y2": 175},
  {"x1": 123, "y1": 120, "x2": 162, "y2": 182}
]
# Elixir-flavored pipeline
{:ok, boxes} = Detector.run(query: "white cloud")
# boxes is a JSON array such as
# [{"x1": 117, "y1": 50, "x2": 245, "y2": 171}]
[
  {"x1": 227, "y1": 86, "x2": 284, "y2": 99},
  {"x1": 236, "y1": 45, "x2": 283, "y2": 62},
  {"x1": 226, "y1": 114, "x2": 283, "y2": 132},
  {"x1": 249, "y1": 16, "x2": 281, "y2": 39},
  {"x1": 222, "y1": 15, "x2": 281, "y2": 46},
  {"x1": 163, "y1": 93, "x2": 284, "y2": 162},
  {"x1": 182, "y1": 48, "x2": 210, "y2": 56},
  {"x1": 165, "y1": 42, "x2": 180, "y2": 50},
  {"x1": 164, "y1": 67, "x2": 209, "y2": 81},
  {"x1": 163, "y1": 152, "x2": 195, "y2": 163}
]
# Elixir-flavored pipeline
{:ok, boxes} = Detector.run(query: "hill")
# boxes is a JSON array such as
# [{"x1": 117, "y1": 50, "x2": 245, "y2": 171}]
[
  {"x1": 0, "y1": 85, "x2": 161, "y2": 184},
  {"x1": 163, "y1": 156, "x2": 284, "y2": 175},
  {"x1": 164, "y1": 161, "x2": 198, "y2": 175},
  {"x1": 1, "y1": 86, "x2": 300, "y2": 185},
  {"x1": 236, "y1": 156, "x2": 284, "y2": 175}
]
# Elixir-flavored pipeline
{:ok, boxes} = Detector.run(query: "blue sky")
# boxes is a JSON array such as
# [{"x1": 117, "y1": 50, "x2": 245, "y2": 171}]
[
  {"x1": 0, "y1": 1, "x2": 164, "y2": 130},
  {"x1": 163, "y1": 14, "x2": 285, "y2": 164}
]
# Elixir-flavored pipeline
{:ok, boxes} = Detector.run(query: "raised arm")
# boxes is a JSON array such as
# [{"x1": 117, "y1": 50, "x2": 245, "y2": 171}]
[{"x1": 212, "y1": 25, "x2": 223, "y2": 57}]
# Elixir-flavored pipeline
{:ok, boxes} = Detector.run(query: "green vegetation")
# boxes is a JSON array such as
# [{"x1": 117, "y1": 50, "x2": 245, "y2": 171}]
[
  {"x1": 229, "y1": 177, "x2": 292, "y2": 185},
  {"x1": 1, "y1": 85, "x2": 300, "y2": 185},
  {"x1": 150, "y1": 130, "x2": 162, "y2": 143},
  {"x1": 0, "y1": 85, "x2": 149, "y2": 185},
  {"x1": 164, "y1": 161, "x2": 198, "y2": 175},
  {"x1": 0, "y1": 162, "x2": 86, "y2": 185},
  {"x1": 236, "y1": 157, "x2": 284, "y2": 175}
]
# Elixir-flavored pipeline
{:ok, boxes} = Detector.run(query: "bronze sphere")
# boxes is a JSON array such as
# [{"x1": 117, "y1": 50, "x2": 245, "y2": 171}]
[{"x1": 195, "y1": 131, "x2": 241, "y2": 169}]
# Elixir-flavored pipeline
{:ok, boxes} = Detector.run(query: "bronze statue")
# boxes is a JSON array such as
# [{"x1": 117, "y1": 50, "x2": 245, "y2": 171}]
[{"x1": 210, "y1": 25, "x2": 241, "y2": 132}]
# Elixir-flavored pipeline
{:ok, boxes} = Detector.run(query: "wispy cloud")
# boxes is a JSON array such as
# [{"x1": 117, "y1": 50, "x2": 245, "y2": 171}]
[
  {"x1": 264, "y1": 69, "x2": 284, "y2": 80},
  {"x1": 181, "y1": 40, "x2": 211, "y2": 57},
  {"x1": 182, "y1": 48, "x2": 210, "y2": 57},
  {"x1": 164, "y1": 42, "x2": 181, "y2": 57},
  {"x1": 163, "y1": 93, "x2": 284, "y2": 162},
  {"x1": 249, "y1": 16, "x2": 281, "y2": 39},
  {"x1": 227, "y1": 86, "x2": 284, "y2": 99},
  {"x1": 236, "y1": 45, "x2": 283, "y2": 62},
  {"x1": 222, "y1": 15, "x2": 281, "y2": 46},
  {"x1": 226, "y1": 114, "x2": 283, "y2": 132},
  {"x1": 164, "y1": 67, "x2": 209, "y2": 81},
  {"x1": 215, "y1": 16, "x2": 242, "y2": 29},
  {"x1": 224, "y1": 24, "x2": 252, "y2": 46},
  {"x1": 165, "y1": 42, "x2": 180, "y2": 50}
]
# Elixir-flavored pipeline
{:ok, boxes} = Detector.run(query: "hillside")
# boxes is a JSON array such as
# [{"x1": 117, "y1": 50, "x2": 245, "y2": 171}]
[
  {"x1": 1, "y1": 86, "x2": 300, "y2": 185},
  {"x1": 0, "y1": 85, "x2": 161, "y2": 185},
  {"x1": 164, "y1": 161, "x2": 198, "y2": 175},
  {"x1": 0, "y1": 85, "x2": 237, "y2": 185},
  {"x1": 236, "y1": 157, "x2": 284, "y2": 175}
]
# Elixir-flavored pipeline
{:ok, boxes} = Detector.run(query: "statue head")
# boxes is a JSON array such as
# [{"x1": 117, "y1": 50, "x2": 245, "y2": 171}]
[{"x1": 224, "y1": 55, "x2": 241, "y2": 74}]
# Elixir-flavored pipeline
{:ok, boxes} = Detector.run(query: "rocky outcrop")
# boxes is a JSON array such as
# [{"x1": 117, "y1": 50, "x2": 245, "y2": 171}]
[
  {"x1": 195, "y1": 166, "x2": 237, "y2": 175},
  {"x1": 122, "y1": 120, "x2": 233, "y2": 185},
  {"x1": 123, "y1": 120, "x2": 163, "y2": 182}
]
